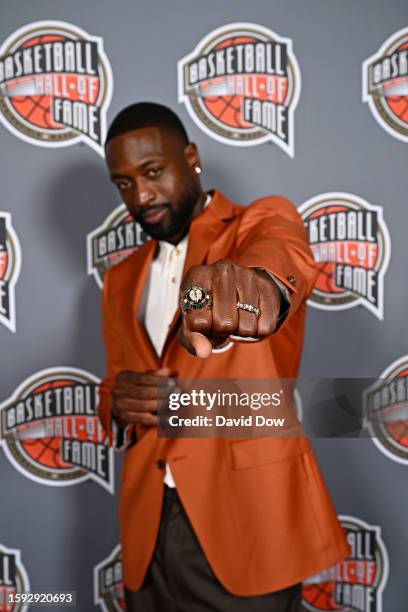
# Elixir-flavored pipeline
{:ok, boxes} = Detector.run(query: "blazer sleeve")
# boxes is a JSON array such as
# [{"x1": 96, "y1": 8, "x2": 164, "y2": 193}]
[{"x1": 233, "y1": 195, "x2": 318, "y2": 330}]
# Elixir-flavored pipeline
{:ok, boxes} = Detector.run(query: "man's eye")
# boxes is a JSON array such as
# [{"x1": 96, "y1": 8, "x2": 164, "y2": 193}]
[
  {"x1": 117, "y1": 179, "x2": 131, "y2": 190},
  {"x1": 146, "y1": 167, "x2": 163, "y2": 178}
]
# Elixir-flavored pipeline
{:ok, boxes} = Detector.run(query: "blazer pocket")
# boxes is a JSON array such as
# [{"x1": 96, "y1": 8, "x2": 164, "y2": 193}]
[{"x1": 229, "y1": 432, "x2": 308, "y2": 470}]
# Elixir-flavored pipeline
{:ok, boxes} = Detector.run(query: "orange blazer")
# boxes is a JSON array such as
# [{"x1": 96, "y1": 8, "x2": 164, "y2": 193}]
[{"x1": 98, "y1": 190, "x2": 350, "y2": 595}]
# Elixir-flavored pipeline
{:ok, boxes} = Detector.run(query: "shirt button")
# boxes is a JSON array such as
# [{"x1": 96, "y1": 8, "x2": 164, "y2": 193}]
[
  {"x1": 156, "y1": 459, "x2": 166, "y2": 469},
  {"x1": 171, "y1": 276, "x2": 177, "y2": 284},
  {"x1": 287, "y1": 274, "x2": 297, "y2": 286}
]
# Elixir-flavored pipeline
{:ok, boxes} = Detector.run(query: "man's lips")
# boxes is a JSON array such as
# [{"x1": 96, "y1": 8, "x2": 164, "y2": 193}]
[{"x1": 140, "y1": 207, "x2": 168, "y2": 224}]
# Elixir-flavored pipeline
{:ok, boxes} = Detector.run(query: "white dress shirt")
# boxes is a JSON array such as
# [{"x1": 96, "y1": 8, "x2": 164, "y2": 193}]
[{"x1": 141, "y1": 235, "x2": 189, "y2": 363}]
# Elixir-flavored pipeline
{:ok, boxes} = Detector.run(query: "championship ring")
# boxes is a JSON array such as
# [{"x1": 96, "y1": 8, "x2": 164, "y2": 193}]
[{"x1": 181, "y1": 285, "x2": 212, "y2": 312}]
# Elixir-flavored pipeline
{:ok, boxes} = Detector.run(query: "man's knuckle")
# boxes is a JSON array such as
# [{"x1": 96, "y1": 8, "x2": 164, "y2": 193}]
[
  {"x1": 213, "y1": 315, "x2": 236, "y2": 334},
  {"x1": 183, "y1": 264, "x2": 206, "y2": 282},
  {"x1": 133, "y1": 400, "x2": 149, "y2": 412},
  {"x1": 258, "y1": 318, "x2": 276, "y2": 336},
  {"x1": 187, "y1": 314, "x2": 210, "y2": 332},
  {"x1": 239, "y1": 325, "x2": 258, "y2": 337},
  {"x1": 242, "y1": 269, "x2": 258, "y2": 287},
  {"x1": 215, "y1": 259, "x2": 234, "y2": 275},
  {"x1": 138, "y1": 387, "x2": 152, "y2": 399}
]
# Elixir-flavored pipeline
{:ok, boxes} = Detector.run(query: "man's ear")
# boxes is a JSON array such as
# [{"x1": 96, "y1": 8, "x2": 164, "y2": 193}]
[{"x1": 184, "y1": 142, "x2": 201, "y2": 172}]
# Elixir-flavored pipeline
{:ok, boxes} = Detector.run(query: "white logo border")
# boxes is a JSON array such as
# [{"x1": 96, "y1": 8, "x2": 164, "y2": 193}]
[
  {"x1": 363, "y1": 354, "x2": 408, "y2": 466},
  {"x1": 0, "y1": 211, "x2": 22, "y2": 333},
  {"x1": 0, "y1": 366, "x2": 114, "y2": 494},
  {"x1": 298, "y1": 192, "x2": 391, "y2": 321},
  {"x1": 0, "y1": 20, "x2": 114, "y2": 157},
  {"x1": 362, "y1": 26, "x2": 408, "y2": 144},
  {"x1": 178, "y1": 22, "x2": 301, "y2": 157}
]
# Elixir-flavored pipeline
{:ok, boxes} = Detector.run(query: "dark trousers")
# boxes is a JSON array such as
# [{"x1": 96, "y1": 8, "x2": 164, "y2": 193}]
[{"x1": 125, "y1": 485, "x2": 301, "y2": 612}]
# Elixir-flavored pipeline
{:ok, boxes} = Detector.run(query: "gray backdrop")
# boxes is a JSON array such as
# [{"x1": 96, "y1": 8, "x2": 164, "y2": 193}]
[{"x1": 0, "y1": 1, "x2": 407, "y2": 610}]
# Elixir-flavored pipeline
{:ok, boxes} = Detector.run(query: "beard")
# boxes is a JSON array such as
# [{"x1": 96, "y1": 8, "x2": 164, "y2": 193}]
[{"x1": 133, "y1": 182, "x2": 201, "y2": 242}]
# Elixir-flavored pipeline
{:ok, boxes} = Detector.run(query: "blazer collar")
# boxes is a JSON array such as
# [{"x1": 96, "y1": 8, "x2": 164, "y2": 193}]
[{"x1": 206, "y1": 189, "x2": 237, "y2": 222}]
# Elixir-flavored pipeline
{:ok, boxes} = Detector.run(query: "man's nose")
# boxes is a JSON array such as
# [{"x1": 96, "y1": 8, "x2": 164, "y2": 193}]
[{"x1": 134, "y1": 178, "x2": 155, "y2": 206}]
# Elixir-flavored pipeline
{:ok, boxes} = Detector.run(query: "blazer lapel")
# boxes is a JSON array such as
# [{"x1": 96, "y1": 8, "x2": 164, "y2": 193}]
[
  {"x1": 160, "y1": 191, "x2": 239, "y2": 359},
  {"x1": 125, "y1": 239, "x2": 160, "y2": 368}
]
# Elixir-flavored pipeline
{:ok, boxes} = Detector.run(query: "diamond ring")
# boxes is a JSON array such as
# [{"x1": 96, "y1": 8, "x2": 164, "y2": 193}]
[{"x1": 236, "y1": 302, "x2": 261, "y2": 317}]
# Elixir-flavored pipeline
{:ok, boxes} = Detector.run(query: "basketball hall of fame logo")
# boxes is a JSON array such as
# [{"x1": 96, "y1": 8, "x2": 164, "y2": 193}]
[
  {"x1": 94, "y1": 545, "x2": 125, "y2": 611},
  {"x1": 363, "y1": 27, "x2": 408, "y2": 143},
  {"x1": 0, "y1": 21, "x2": 113, "y2": 156},
  {"x1": 0, "y1": 367, "x2": 114, "y2": 493},
  {"x1": 0, "y1": 543, "x2": 31, "y2": 612},
  {"x1": 87, "y1": 204, "x2": 149, "y2": 289},
  {"x1": 0, "y1": 212, "x2": 21, "y2": 333},
  {"x1": 363, "y1": 355, "x2": 408, "y2": 466},
  {"x1": 302, "y1": 516, "x2": 389, "y2": 612},
  {"x1": 298, "y1": 193, "x2": 391, "y2": 320},
  {"x1": 178, "y1": 22, "x2": 301, "y2": 157}
]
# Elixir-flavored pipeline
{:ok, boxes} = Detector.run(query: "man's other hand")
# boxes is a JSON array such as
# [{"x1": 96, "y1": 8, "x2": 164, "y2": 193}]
[
  {"x1": 178, "y1": 259, "x2": 281, "y2": 359},
  {"x1": 111, "y1": 367, "x2": 176, "y2": 427}
]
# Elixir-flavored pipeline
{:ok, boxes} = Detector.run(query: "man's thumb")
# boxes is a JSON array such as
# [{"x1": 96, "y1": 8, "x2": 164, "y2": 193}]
[{"x1": 190, "y1": 332, "x2": 212, "y2": 359}]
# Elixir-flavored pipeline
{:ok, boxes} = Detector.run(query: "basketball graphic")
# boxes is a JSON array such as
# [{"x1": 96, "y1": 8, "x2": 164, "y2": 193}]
[
  {"x1": 0, "y1": 367, "x2": 114, "y2": 493},
  {"x1": 0, "y1": 212, "x2": 22, "y2": 333},
  {"x1": 298, "y1": 193, "x2": 391, "y2": 320},
  {"x1": 94, "y1": 545, "x2": 125, "y2": 612},
  {"x1": 363, "y1": 27, "x2": 408, "y2": 142},
  {"x1": 178, "y1": 23, "x2": 300, "y2": 157},
  {"x1": 200, "y1": 36, "x2": 256, "y2": 130},
  {"x1": 7, "y1": 34, "x2": 80, "y2": 131},
  {"x1": 363, "y1": 356, "x2": 408, "y2": 466},
  {"x1": 383, "y1": 40, "x2": 408, "y2": 125},
  {"x1": 0, "y1": 21, "x2": 113, "y2": 156},
  {"x1": 302, "y1": 516, "x2": 389, "y2": 612},
  {"x1": 19, "y1": 380, "x2": 81, "y2": 472},
  {"x1": 0, "y1": 543, "x2": 31, "y2": 612},
  {"x1": 87, "y1": 204, "x2": 149, "y2": 289}
]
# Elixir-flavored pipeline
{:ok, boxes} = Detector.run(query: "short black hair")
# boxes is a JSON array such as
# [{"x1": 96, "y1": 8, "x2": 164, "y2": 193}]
[{"x1": 105, "y1": 102, "x2": 189, "y2": 147}]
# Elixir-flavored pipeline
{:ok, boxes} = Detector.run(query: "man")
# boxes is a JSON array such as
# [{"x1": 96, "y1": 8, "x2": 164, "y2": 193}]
[{"x1": 98, "y1": 102, "x2": 349, "y2": 611}]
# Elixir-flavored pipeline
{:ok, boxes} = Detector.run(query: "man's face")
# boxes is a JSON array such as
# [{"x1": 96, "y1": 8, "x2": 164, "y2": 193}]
[{"x1": 106, "y1": 126, "x2": 203, "y2": 243}]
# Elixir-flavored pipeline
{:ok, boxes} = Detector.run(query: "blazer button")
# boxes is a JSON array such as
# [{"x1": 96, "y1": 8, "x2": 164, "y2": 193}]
[
  {"x1": 287, "y1": 274, "x2": 297, "y2": 286},
  {"x1": 156, "y1": 458, "x2": 166, "y2": 469}
]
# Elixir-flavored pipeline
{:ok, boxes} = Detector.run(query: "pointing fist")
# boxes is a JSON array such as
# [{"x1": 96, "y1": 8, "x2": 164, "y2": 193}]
[{"x1": 178, "y1": 259, "x2": 281, "y2": 359}]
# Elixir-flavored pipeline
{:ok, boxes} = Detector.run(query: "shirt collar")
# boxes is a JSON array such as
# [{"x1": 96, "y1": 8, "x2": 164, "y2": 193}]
[{"x1": 157, "y1": 233, "x2": 188, "y2": 263}]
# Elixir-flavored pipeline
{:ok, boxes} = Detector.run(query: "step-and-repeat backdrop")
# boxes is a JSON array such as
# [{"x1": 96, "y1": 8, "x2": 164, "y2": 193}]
[{"x1": 0, "y1": 0, "x2": 407, "y2": 610}]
